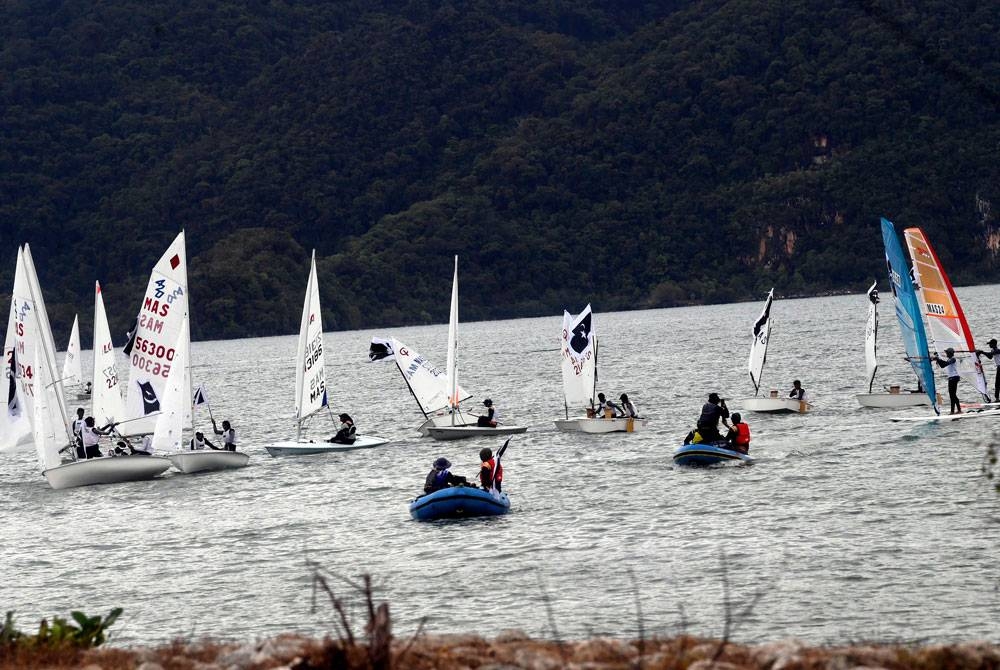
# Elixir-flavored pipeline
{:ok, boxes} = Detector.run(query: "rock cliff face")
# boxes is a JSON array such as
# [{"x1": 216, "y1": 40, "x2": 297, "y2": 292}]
[{"x1": 18, "y1": 633, "x2": 1000, "y2": 670}]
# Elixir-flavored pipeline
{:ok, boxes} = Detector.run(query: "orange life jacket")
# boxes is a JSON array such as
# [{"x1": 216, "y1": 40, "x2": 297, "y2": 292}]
[{"x1": 734, "y1": 422, "x2": 750, "y2": 446}]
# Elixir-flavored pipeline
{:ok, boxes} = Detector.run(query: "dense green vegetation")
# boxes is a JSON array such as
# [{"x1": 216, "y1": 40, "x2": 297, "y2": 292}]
[{"x1": 1, "y1": 0, "x2": 998, "y2": 342}]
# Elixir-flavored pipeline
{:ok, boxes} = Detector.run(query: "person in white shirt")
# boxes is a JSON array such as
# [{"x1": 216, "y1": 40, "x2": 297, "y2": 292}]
[
  {"x1": 80, "y1": 416, "x2": 110, "y2": 459},
  {"x1": 72, "y1": 408, "x2": 86, "y2": 457},
  {"x1": 189, "y1": 431, "x2": 221, "y2": 450},
  {"x1": 619, "y1": 393, "x2": 640, "y2": 418},
  {"x1": 212, "y1": 419, "x2": 237, "y2": 451}
]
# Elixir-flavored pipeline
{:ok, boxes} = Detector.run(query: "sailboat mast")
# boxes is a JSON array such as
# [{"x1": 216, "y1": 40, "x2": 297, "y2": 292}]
[{"x1": 446, "y1": 255, "x2": 459, "y2": 427}]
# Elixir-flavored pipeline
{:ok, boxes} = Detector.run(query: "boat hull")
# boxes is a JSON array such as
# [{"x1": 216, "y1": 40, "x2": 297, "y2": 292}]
[
  {"x1": 856, "y1": 392, "x2": 930, "y2": 408},
  {"x1": 417, "y1": 413, "x2": 478, "y2": 437},
  {"x1": 553, "y1": 417, "x2": 649, "y2": 433},
  {"x1": 167, "y1": 450, "x2": 250, "y2": 473},
  {"x1": 409, "y1": 486, "x2": 510, "y2": 520},
  {"x1": 264, "y1": 435, "x2": 389, "y2": 456},
  {"x1": 43, "y1": 456, "x2": 171, "y2": 490},
  {"x1": 426, "y1": 425, "x2": 527, "y2": 441},
  {"x1": 741, "y1": 397, "x2": 812, "y2": 413},
  {"x1": 673, "y1": 443, "x2": 753, "y2": 467},
  {"x1": 889, "y1": 407, "x2": 1000, "y2": 423}
]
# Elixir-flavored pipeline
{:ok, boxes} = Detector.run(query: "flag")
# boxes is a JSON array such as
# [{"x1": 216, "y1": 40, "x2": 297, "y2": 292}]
[
  {"x1": 867, "y1": 284, "x2": 880, "y2": 306},
  {"x1": 321, "y1": 389, "x2": 329, "y2": 407},
  {"x1": 138, "y1": 380, "x2": 160, "y2": 414},
  {"x1": 368, "y1": 337, "x2": 395, "y2": 362},
  {"x1": 192, "y1": 384, "x2": 208, "y2": 406},
  {"x1": 122, "y1": 316, "x2": 139, "y2": 355}
]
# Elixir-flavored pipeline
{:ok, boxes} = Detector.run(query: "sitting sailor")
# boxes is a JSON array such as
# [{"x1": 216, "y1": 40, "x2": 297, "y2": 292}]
[
  {"x1": 479, "y1": 447, "x2": 503, "y2": 492},
  {"x1": 619, "y1": 393, "x2": 640, "y2": 418},
  {"x1": 189, "y1": 431, "x2": 221, "y2": 450},
  {"x1": 476, "y1": 399, "x2": 498, "y2": 427},
  {"x1": 595, "y1": 392, "x2": 622, "y2": 418},
  {"x1": 424, "y1": 457, "x2": 467, "y2": 493},
  {"x1": 788, "y1": 379, "x2": 808, "y2": 401},
  {"x1": 212, "y1": 418, "x2": 238, "y2": 451},
  {"x1": 725, "y1": 412, "x2": 751, "y2": 454},
  {"x1": 83, "y1": 381, "x2": 93, "y2": 395},
  {"x1": 328, "y1": 413, "x2": 357, "y2": 444},
  {"x1": 695, "y1": 392, "x2": 729, "y2": 443}
]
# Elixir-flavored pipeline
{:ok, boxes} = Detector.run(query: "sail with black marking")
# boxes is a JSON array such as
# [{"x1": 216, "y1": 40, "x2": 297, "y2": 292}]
[
  {"x1": 748, "y1": 289, "x2": 773, "y2": 396},
  {"x1": 561, "y1": 304, "x2": 597, "y2": 415},
  {"x1": 864, "y1": 282, "x2": 879, "y2": 394}
]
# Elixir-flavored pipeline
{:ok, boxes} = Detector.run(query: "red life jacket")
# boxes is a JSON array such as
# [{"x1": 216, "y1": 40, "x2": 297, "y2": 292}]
[
  {"x1": 482, "y1": 457, "x2": 503, "y2": 487},
  {"x1": 734, "y1": 422, "x2": 750, "y2": 446}
]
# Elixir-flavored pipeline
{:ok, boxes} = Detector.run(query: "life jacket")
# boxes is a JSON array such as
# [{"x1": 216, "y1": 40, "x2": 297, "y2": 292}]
[
  {"x1": 733, "y1": 422, "x2": 750, "y2": 447},
  {"x1": 433, "y1": 469, "x2": 451, "y2": 488},
  {"x1": 482, "y1": 458, "x2": 503, "y2": 487}
]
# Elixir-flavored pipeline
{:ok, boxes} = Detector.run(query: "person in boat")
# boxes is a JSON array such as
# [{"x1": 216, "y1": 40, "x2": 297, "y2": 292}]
[
  {"x1": 476, "y1": 399, "x2": 498, "y2": 427},
  {"x1": 189, "y1": 431, "x2": 222, "y2": 450},
  {"x1": 212, "y1": 419, "x2": 238, "y2": 451},
  {"x1": 788, "y1": 380, "x2": 807, "y2": 401},
  {"x1": 479, "y1": 447, "x2": 503, "y2": 492},
  {"x1": 83, "y1": 381, "x2": 92, "y2": 395},
  {"x1": 79, "y1": 416, "x2": 111, "y2": 459},
  {"x1": 619, "y1": 393, "x2": 640, "y2": 418},
  {"x1": 72, "y1": 408, "x2": 86, "y2": 454},
  {"x1": 694, "y1": 393, "x2": 729, "y2": 443},
  {"x1": 423, "y1": 457, "x2": 468, "y2": 493},
  {"x1": 595, "y1": 392, "x2": 622, "y2": 418},
  {"x1": 134, "y1": 434, "x2": 154, "y2": 456},
  {"x1": 933, "y1": 347, "x2": 962, "y2": 414},
  {"x1": 975, "y1": 338, "x2": 1000, "y2": 402},
  {"x1": 725, "y1": 412, "x2": 751, "y2": 454},
  {"x1": 328, "y1": 413, "x2": 357, "y2": 444}
]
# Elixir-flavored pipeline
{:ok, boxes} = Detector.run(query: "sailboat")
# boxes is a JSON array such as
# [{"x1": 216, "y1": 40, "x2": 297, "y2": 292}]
[
  {"x1": 1, "y1": 248, "x2": 33, "y2": 453},
  {"x1": 740, "y1": 289, "x2": 812, "y2": 413},
  {"x1": 424, "y1": 256, "x2": 527, "y2": 441},
  {"x1": 12, "y1": 247, "x2": 169, "y2": 489},
  {"x1": 368, "y1": 336, "x2": 477, "y2": 435},
  {"x1": 61, "y1": 315, "x2": 89, "y2": 400},
  {"x1": 553, "y1": 304, "x2": 648, "y2": 433},
  {"x1": 855, "y1": 281, "x2": 931, "y2": 408},
  {"x1": 265, "y1": 251, "x2": 389, "y2": 456}
]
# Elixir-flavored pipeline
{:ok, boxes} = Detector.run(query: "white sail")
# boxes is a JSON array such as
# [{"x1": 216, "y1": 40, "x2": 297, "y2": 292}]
[
  {"x1": 91, "y1": 281, "x2": 127, "y2": 426},
  {"x1": 748, "y1": 289, "x2": 773, "y2": 396},
  {"x1": 368, "y1": 337, "x2": 471, "y2": 415},
  {"x1": 61, "y1": 315, "x2": 82, "y2": 387},
  {"x1": 446, "y1": 256, "x2": 459, "y2": 413},
  {"x1": 31, "y1": 346, "x2": 62, "y2": 471},
  {"x1": 152, "y1": 314, "x2": 190, "y2": 453},
  {"x1": 124, "y1": 232, "x2": 191, "y2": 435},
  {"x1": 561, "y1": 304, "x2": 597, "y2": 413},
  {"x1": 864, "y1": 282, "x2": 879, "y2": 394},
  {"x1": 1, "y1": 247, "x2": 33, "y2": 452},
  {"x1": 295, "y1": 251, "x2": 327, "y2": 424}
]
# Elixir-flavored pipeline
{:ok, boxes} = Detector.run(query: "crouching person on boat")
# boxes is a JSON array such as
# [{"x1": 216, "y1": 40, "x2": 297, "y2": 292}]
[
  {"x1": 328, "y1": 413, "x2": 357, "y2": 444},
  {"x1": 424, "y1": 457, "x2": 468, "y2": 493},
  {"x1": 479, "y1": 447, "x2": 503, "y2": 492},
  {"x1": 476, "y1": 399, "x2": 498, "y2": 427},
  {"x1": 594, "y1": 392, "x2": 622, "y2": 418},
  {"x1": 725, "y1": 413, "x2": 751, "y2": 454},
  {"x1": 189, "y1": 431, "x2": 221, "y2": 450}
]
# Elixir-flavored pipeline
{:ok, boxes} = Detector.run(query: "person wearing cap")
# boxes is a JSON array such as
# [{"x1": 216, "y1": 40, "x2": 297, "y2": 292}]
[
  {"x1": 476, "y1": 399, "x2": 498, "y2": 427},
  {"x1": 595, "y1": 392, "x2": 622, "y2": 418},
  {"x1": 975, "y1": 338, "x2": 1000, "y2": 402},
  {"x1": 479, "y1": 447, "x2": 503, "y2": 492},
  {"x1": 725, "y1": 413, "x2": 751, "y2": 454},
  {"x1": 787, "y1": 380, "x2": 807, "y2": 401},
  {"x1": 328, "y1": 413, "x2": 357, "y2": 444},
  {"x1": 619, "y1": 393, "x2": 640, "y2": 419},
  {"x1": 424, "y1": 457, "x2": 467, "y2": 493},
  {"x1": 694, "y1": 392, "x2": 729, "y2": 443},
  {"x1": 933, "y1": 347, "x2": 962, "y2": 414}
]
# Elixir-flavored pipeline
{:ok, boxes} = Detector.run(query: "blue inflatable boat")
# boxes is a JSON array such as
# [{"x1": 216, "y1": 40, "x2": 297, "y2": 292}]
[
  {"x1": 409, "y1": 486, "x2": 511, "y2": 521},
  {"x1": 673, "y1": 443, "x2": 753, "y2": 467}
]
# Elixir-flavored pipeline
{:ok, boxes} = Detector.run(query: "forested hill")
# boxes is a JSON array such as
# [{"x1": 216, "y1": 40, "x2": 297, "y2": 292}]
[{"x1": 2, "y1": 0, "x2": 999, "y2": 343}]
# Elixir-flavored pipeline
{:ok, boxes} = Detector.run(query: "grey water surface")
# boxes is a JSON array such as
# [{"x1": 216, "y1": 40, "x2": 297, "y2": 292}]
[{"x1": 3, "y1": 287, "x2": 999, "y2": 645}]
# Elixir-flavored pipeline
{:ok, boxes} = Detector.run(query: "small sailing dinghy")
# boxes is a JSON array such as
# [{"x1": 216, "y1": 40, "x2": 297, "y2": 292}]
[
  {"x1": 425, "y1": 256, "x2": 527, "y2": 441},
  {"x1": 739, "y1": 289, "x2": 812, "y2": 413},
  {"x1": 61, "y1": 315, "x2": 90, "y2": 400},
  {"x1": 368, "y1": 337, "x2": 478, "y2": 435},
  {"x1": 673, "y1": 443, "x2": 753, "y2": 467},
  {"x1": 266, "y1": 251, "x2": 388, "y2": 456},
  {"x1": 553, "y1": 304, "x2": 648, "y2": 433},
  {"x1": 855, "y1": 281, "x2": 931, "y2": 408},
  {"x1": 409, "y1": 439, "x2": 511, "y2": 520}
]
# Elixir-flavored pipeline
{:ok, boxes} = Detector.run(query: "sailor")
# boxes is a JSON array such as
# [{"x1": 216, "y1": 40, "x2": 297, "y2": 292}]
[
  {"x1": 479, "y1": 447, "x2": 503, "y2": 492},
  {"x1": 72, "y1": 408, "x2": 86, "y2": 455},
  {"x1": 189, "y1": 431, "x2": 220, "y2": 450},
  {"x1": 423, "y1": 457, "x2": 467, "y2": 493},
  {"x1": 595, "y1": 392, "x2": 622, "y2": 418},
  {"x1": 80, "y1": 417, "x2": 110, "y2": 459},
  {"x1": 328, "y1": 414, "x2": 357, "y2": 444},
  {"x1": 476, "y1": 399, "x2": 498, "y2": 427},
  {"x1": 83, "y1": 381, "x2": 92, "y2": 395},
  {"x1": 212, "y1": 419, "x2": 238, "y2": 451},
  {"x1": 619, "y1": 393, "x2": 640, "y2": 419},
  {"x1": 975, "y1": 338, "x2": 1000, "y2": 402},
  {"x1": 788, "y1": 380, "x2": 808, "y2": 401},
  {"x1": 725, "y1": 412, "x2": 751, "y2": 454},
  {"x1": 933, "y1": 347, "x2": 962, "y2": 414},
  {"x1": 695, "y1": 393, "x2": 729, "y2": 443},
  {"x1": 134, "y1": 434, "x2": 154, "y2": 456}
]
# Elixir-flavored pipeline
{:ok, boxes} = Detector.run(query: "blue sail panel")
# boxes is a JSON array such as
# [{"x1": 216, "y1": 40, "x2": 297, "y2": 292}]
[{"x1": 880, "y1": 218, "x2": 938, "y2": 413}]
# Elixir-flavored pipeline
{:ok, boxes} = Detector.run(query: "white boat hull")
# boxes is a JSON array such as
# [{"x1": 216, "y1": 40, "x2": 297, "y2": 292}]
[
  {"x1": 43, "y1": 456, "x2": 171, "y2": 490},
  {"x1": 426, "y1": 425, "x2": 528, "y2": 441},
  {"x1": 554, "y1": 417, "x2": 649, "y2": 433},
  {"x1": 856, "y1": 392, "x2": 930, "y2": 408},
  {"x1": 741, "y1": 397, "x2": 812, "y2": 413},
  {"x1": 265, "y1": 435, "x2": 389, "y2": 456},
  {"x1": 167, "y1": 450, "x2": 250, "y2": 473},
  {"x1": 417, "y1": 412, "x2": 478, "y2": 437},
  {"x1": 890, "y1": 408, "x2": 1000, "y2": 423}
]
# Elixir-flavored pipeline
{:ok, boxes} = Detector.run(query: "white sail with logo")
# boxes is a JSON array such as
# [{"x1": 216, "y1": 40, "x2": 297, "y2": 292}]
[
  {"x1": 124, "y1": 231, "x2": 191, "y2": 436},
  {"x1": 863, "y1": 282, "x2": 878, "y2": 393},
  {"x1": 748, "y1": 289, "x2": 773, "y2": 396},
  {"x1": 561, "y1": 304, "x2": 596, "y2": 414},
  {"x1": 1, "y1": 247, "x2": 33, "y2": 452},
  {"x1": 367, "y1": 336, "x2": 471, "y2": 420},
  {"x1": 153, "y1": 314, "x2": 189, "y2": 453},
  {"x1": 92, "y1": 281, "x2": 127, "y2": 426}
]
